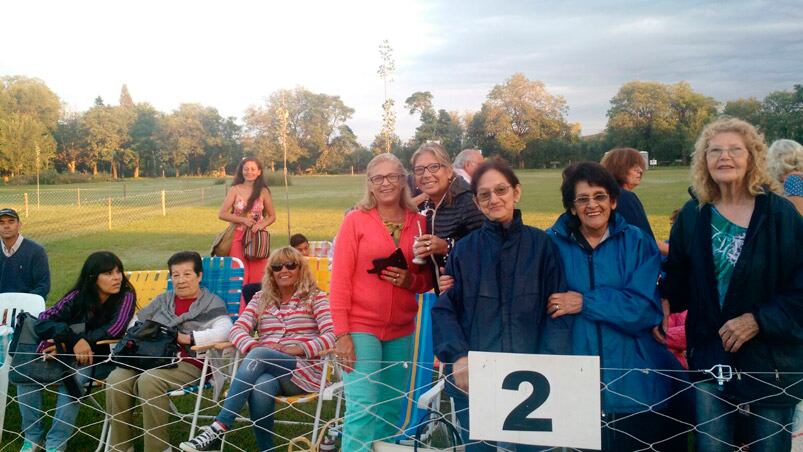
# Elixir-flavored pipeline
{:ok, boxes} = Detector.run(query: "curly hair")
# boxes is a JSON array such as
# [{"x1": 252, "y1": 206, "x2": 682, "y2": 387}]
[
  {"x1": 600, "y1": 147, "x2": 645, "y2": 187},
  {"x1": 691, "y1": 117, "x2": 777, "y2": 205},
  {"x1": 356, "y1": 153, "x2": 416, "y2": 212},
  {"x1": 257, "y1": 246, "x2": 319, "y2": 313},
  {"x1": 767, "y1": 139, "x2": 803, "y2": 184}
]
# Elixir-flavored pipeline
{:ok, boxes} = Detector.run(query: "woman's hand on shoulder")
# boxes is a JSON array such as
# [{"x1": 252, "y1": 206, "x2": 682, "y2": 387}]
[{"x1": 547, "y1": 291, "x2": 583, "y2": 319}]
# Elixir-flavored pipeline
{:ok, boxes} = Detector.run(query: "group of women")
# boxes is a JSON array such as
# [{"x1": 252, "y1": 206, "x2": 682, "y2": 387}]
[{"x1": 13, "y1": 116, "x2": 802, "y2": 452}]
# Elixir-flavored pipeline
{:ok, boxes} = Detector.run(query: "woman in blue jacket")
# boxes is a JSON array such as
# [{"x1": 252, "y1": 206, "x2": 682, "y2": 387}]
[
  {"x1": 432, "y1": 160, "x2": 571, "y2": 451},
  {"x1": 546, "y1": 162, "x2": 676, "y2": 452}
]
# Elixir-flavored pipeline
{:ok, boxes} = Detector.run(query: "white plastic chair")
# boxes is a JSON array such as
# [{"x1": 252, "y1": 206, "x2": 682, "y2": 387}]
[{"x1": 0, "y1": 292, "x2": 46, "y2": 444}]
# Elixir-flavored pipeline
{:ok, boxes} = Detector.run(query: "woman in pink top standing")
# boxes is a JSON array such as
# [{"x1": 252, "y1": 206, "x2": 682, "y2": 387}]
[
  {"x1": 331, "y1": 153, "x2": 434, "y2": 451},
  {"x1": 218, "y1": 157, "x2": 276, "y2": 284}
]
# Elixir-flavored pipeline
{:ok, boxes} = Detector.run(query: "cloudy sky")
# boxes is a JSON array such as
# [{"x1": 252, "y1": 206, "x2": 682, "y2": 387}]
[{"x1": 2, "y1": 0, "x2": 801, "y2": 144}]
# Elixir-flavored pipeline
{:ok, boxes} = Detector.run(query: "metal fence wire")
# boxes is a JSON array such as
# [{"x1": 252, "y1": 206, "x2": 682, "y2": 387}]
[
  {"x1": 0, "y1": 186, "x2": 226, "y2": 244},
  {"x1": 0, "y1": 353, "x2": 801, "y2": 452}
]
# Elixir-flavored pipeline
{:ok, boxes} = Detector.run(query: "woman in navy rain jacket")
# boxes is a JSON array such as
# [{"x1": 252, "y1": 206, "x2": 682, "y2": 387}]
[
  {"x1": 432, "y1": 160, "x2": 571, "y2": 451},
  {"x1": 546, "y1": 162, "x2": 677, "y2": 452}
]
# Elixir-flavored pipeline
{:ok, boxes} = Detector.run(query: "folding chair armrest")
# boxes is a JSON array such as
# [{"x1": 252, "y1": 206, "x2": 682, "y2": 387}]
[
  {"x1": 417, "y1": 378, "x2": 445, "y2": 409},
  {"x1": 213, "y1": 341, "x2": 235, "y2": 351},
  {"x1": 96, "y1": 339, "x2": 118, "y2": 346},
  {"x1": 190, "y1": 341, "x2": 231, "y2": 352}
]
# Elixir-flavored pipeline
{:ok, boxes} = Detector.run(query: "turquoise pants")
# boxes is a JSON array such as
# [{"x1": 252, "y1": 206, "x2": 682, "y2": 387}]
[{"x1": 341, "y1": 332, "x2": 412, "y2": 452}]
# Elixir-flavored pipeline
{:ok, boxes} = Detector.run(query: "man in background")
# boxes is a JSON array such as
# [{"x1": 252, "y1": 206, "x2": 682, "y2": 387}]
[
  {"x1": 0, "y1": 208, "x2": 50, "y2": 299},
  {"x1": 452, "y1": 148, "x2": 483, "y2": 184}
]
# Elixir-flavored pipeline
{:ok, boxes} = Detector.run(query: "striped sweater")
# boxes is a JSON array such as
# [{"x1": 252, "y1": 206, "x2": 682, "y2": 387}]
[{"x1": 228, "y1": 290, "x2": 336, "y2": 392}]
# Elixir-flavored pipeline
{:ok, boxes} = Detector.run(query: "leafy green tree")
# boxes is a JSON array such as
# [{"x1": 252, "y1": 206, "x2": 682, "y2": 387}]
[
  {"x1": 54, "y1": 112, "x2": 87, "y2": 173},
  {"x1": 128, "y1": 103, "x2": 165, "y2": 177},
  {"x1": 119, "y1": 84, "x2": 135, "y2": 109},
  {"x1": 481, "y1": 73, "x2": 569, "y2": 168},
  {"x1": 0, "y1": 76, "x2": 61, "y2": 132},
  {"x1": 0, "y1": 113, "x2": 56, "y2": 176},
  {"x1": 760, "y1": 85, "x2": 803, "y2": 143},
  {"x1": 77, "y1": 104, "x2": 129, "y2": 175},
  {"x1": 723, "y1": 97, "x2": 763, "y2": 125},
  {"x1": 244, "y1": 88, "x2": 355, "y2": 172}
]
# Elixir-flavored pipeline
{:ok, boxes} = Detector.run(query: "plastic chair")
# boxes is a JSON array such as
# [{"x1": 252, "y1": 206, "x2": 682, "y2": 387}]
[
  {"x1": 307, "y1": 257, "x2": 331, "y2": 292},
  {"x1": 0, "y1": 293, "x2": 46, "y2": 445},
  {"x1": 124, "y1": 270, "x2": 169, "y2": 311}
]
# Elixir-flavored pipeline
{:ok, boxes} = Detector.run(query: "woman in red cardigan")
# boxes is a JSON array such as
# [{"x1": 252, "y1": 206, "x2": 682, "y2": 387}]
[{"x1": 331, "y1": 153, "x2": 434, "y2": 451}]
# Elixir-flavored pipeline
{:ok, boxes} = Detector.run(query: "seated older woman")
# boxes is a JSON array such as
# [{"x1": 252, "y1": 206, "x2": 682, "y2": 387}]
[
  {"x1": 662, "y1": 118, "x2": 803, "y2": 452},
  {"x1": 179, "y1": 247, "x2": 335, "y2": 452},
  {"x1": 106, "y1": 251, "x2": 233, "y2": 452},
  {"x1": 546, "y1": 162, "x2": 676, "y2": 451},
  {"x1": 432, "y1": 159, "x2": 571, "y2": 451}
]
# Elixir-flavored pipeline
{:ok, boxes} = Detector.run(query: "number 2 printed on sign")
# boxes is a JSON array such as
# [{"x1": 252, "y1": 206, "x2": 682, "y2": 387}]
[{"x1": 502, "y1": 371, "x2": 553, "y2": 432}]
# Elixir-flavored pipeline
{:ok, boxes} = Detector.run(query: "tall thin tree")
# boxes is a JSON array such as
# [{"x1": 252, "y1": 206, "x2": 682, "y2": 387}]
[
  {"x1": 277, "y1": 94, "x2": 292, "y2": 240},
  {"x1": 377, "y1": 40, "x2": 396, "y2": 153}
]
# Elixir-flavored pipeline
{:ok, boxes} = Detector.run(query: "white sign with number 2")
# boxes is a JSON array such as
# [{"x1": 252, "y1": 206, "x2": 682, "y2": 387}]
[{"x1": 468, "y1": 351, "x2": 601, "y2": 450}]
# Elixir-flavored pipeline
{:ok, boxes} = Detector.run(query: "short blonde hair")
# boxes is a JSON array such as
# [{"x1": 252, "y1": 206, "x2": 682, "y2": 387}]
[
  {"x1": 356, "y1": 153, "x2": 416, "y2": 212},
  {"x1": 767, "y1": 139, "x2": 803, "y2": 184},
  {"x1": 690, "y1": 117, "x2": 777, "y2": 204},
  {"x1": 257, "y1": 247, "x2": 319, "y2": 313}
]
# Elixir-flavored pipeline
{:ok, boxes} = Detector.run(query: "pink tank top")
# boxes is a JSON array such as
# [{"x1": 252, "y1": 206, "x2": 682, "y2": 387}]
[{"x1": 233, "y1": 191, "x2": 264, "y2": 229}]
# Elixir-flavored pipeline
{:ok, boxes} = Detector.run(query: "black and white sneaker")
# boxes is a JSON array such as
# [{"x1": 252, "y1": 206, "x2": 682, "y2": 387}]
[{"x1": 179, "y1": 425, "x2": 224, "y2": 452}]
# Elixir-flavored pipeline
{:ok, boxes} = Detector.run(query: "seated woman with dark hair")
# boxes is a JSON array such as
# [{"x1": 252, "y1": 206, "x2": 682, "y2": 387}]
[
  {"x1": 106, "y1": 251, "x2": 232, "y2": 452},
  {"x1": 15, "y1": 251, "x2": 136, "y2": 452},
  {"x1": 546, "y1": 162, "x2": 676, "y2": 451}
]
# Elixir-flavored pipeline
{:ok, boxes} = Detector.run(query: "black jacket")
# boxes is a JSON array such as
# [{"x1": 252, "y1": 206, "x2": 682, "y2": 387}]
[{"x1": 662, "y1": 191, "x2": 803, "y2": 405}]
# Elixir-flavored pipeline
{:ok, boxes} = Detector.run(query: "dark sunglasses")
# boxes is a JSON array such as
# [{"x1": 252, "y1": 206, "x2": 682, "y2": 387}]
[{"x1": 270, "y1": 262, "x2": 299, "y2": 272}]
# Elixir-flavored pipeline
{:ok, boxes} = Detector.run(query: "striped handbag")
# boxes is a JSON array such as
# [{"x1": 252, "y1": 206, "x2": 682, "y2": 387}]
[{"x1": 243, "y1": 228, "x2": 270, "y2": 259}]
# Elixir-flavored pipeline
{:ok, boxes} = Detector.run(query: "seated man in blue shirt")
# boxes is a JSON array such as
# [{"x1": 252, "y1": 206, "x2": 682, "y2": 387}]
[{"x1": 0, "y1": 208, "x2": 50, "y2": 299}]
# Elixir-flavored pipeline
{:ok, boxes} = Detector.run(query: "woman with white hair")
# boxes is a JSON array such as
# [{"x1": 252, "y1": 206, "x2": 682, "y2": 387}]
[{"x1": 767, "y1": 138, "x2": 803, "y2": 215}]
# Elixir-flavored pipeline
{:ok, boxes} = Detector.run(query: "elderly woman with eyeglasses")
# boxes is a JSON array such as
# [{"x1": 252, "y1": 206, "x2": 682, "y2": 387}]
[
  {"x1": 546, "y1": 162, "x2": 676, "y2": 451},
  {"x1": 330, "y1": 153, "x2": 434, "y2": 452},
  {"x1": 410, "y1": 143, "x2": 484, "y2": 290},
  {"x1": 432, "y1": 160, "x2": 571, "y2": 451},
  {"x1": 662, "y1": 118, "x2": 803, "y2": 452}
]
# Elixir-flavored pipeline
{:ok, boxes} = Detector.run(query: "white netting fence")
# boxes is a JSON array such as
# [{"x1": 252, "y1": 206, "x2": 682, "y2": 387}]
[
  {"x1": 0, "y1": 186, "x2": 226, "y2": 244},
  {"x1": 1, "y1": 351, "x2": 801, "y2": 451}
]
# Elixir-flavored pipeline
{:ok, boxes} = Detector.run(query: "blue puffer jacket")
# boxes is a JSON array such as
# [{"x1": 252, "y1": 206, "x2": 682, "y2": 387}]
[
  {"x1": 432, "y1": 210, "x2": 572, "y2": 365},
  {"x1": 547, "y1": 212, "x2": 676, "y2": 414}
]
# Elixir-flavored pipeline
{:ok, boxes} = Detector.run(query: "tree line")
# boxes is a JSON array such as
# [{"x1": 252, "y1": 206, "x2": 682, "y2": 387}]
[{"x1": 1, "y1": 74, "x2": 801, "y2": 179}]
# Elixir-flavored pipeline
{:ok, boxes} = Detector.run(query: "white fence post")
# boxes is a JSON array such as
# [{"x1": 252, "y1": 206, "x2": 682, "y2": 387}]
[{"x1": 161, "y1": 190, "x2": 166, "y2": 216}]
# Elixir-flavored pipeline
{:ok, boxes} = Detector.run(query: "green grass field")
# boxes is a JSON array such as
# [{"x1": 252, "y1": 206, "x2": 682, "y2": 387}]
[{"x1": 1, "y1": 167, "x2": 695, "y2": 451}]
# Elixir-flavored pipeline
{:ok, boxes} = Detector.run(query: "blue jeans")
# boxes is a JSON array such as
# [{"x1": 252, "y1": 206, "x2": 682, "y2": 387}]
[
  {"x1": 15, "y1": 365, "x2": 100, "y2": 451},
  {"x1": 216, "y1": 347, "x2": 303, "y2": 451},
  {"x1": 695, "y1": 381, "x2": 794, "y2": 452}
]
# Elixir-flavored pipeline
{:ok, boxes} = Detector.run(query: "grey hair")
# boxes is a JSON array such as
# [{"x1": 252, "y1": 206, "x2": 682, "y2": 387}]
[
  {"x1": 453, "y1": 148, "x2": 482, "y2": 169},
  {"x1": 767, "y1": 139, "x2": 803, "y2": 184}
]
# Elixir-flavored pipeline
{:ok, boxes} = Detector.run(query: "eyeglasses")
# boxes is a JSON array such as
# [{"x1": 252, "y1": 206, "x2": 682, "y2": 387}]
[
  {"x1": 475, "y1": 184, "x2": 512, "y2": 204},
  {"x1": 573, "y1": 193, "x2": 610, "y2": 206},
  {"x1": 412, "y1": 163, "x2": 445, "y2": 176},
  {"x1": 706, "y1": 147, "x2": 747, "y2": 159},
  {"x1": 270, "y1": 262, "x2": 299, "y2": 272},
  {"x1": 368, "y1": 173, "x2": 404, "y2": 185}
]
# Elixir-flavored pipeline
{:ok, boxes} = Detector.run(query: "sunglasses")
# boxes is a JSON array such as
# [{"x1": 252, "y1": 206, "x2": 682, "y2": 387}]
[{"x1": 270, "y1": 262, "x2": 299, "y2": 272}]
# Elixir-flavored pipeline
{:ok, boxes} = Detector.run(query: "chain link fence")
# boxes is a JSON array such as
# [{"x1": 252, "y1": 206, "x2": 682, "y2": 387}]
[
  {"x1": 0, "y1": 352, "x2": 801, "y2": 451},
  {"x1": 0, "y1": 185, "x2": 227, "y2": 244}
]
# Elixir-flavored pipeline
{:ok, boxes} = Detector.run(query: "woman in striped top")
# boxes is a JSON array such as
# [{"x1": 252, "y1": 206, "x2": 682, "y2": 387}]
[
  {"x1": 181, "y1": 246, "x2": 335, "y2": 452},
  {"x1": 15, "y1": 251, "x2": 136, "y2": 452}
]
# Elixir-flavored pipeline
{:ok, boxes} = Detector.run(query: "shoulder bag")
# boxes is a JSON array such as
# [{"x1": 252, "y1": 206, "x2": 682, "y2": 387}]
[{"x1": 111, "y1": 319, "x2": 180, "y2": 371}]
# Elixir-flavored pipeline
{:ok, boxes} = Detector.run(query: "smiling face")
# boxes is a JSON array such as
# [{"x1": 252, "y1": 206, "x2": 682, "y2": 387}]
[
  {"x1": 271, "y1": 260, "x2": 301, "y2": 292},
  {"x1": 571, "y1": 181, "x2": 617, "y2": 237},
  {"x1": 706, "y1": 131, "x2": 751, "y2": 188},
  {"x1": 368, "y1": 161, "x2": 404, "y2": 206},
  {"x1": 96, "y1": 266, "x2": 123, "y2": 301},
  {"x1": 474, "y1": 169, "x2": 521, "y2": 224},
  {"x1": 170, "y1": 261, "x2": 203, "y2": 299},
  {"x1": 413, "y1": 151, "x2": 453, "y2": 198},
  {"x1": 241, "y1": 160, "x2": 262, "y2": 182}
]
